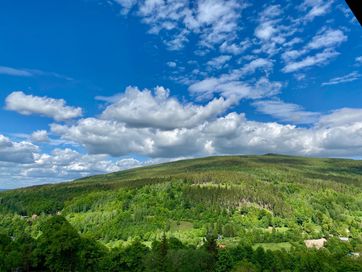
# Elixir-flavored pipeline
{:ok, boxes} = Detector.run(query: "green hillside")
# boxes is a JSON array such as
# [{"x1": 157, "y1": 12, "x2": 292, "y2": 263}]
[{"x1": 1, "y1": 154, "x2": 362, "y2": 271}]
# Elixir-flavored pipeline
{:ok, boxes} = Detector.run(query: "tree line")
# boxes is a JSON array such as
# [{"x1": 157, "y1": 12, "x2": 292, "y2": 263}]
[{"x1": 1, "y1": 215, "x2": 361, "y2": 272}]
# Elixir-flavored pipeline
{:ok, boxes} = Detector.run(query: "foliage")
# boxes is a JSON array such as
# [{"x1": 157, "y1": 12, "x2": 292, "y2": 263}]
[
  {"x1": 0, "y1": 154, "x2": 362, "y2": 270},
  {"x1": 1, "y1": 220, "x2": 361, "y2": 271}
]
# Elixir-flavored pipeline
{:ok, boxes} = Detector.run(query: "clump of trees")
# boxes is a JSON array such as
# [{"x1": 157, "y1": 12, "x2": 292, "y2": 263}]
[{"x1": 1, "y1": 215, "x2": 361, "y2": 272}]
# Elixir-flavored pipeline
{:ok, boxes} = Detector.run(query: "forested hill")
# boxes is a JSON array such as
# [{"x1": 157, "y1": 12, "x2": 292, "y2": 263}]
[
  {"x1": 1, "y1": 154, "x2": 362, "y2": 216},
  {"x1": 0, "y1": 154, "x2": 362, "y2": 271}
]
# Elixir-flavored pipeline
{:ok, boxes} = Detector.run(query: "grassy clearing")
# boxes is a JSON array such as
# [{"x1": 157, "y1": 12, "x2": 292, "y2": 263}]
[{"x1": 253, "y1": 242, "x2": 292, "y2": 251}]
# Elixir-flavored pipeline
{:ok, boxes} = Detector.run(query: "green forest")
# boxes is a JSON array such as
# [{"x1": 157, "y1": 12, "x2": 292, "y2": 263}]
[{"x1": 1, "y1": 154, "x2": 362, "y2": 271}]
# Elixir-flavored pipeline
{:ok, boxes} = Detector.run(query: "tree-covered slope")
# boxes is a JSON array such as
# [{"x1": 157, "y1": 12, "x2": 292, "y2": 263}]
[
  {"x1": 1, "y1": 154, "x2": 362, "y2": 271},
  {"x1": 0, "y1": 154, "x2": 361, "y2": 248}
]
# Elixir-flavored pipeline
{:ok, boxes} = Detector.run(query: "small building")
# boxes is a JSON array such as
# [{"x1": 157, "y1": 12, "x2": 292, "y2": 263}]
[
  {"x1": 304, "y1": 238, "x2": 327, "y2": 249},
  {"x1": 339, "y1": 237, "x2": 349, "y2": 242}
]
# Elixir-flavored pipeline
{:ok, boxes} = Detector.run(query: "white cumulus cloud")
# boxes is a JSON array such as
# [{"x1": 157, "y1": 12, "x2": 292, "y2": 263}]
[
  {"x1": 5, "y1": 91, "x2": 82, "y2": 121},
  {"x1": 0, "y1": 135, "x2": 38, "y2": 164},
  {"x1": 101, "y1": 86, "x2": 233, "y2": 129},
  {"x1": 30, "y1": 130, "x2": 49, "y2": 142}
]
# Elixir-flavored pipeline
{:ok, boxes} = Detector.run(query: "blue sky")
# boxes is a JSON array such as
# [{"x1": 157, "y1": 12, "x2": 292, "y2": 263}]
[{"x1": 0, "y1": 0, "x2": 361, "y2": 188}]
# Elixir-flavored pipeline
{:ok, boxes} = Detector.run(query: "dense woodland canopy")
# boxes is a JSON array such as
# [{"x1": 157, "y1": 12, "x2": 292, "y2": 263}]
[{"x1": 0, "y1": 154, "x2": 362, "y2": 271}]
